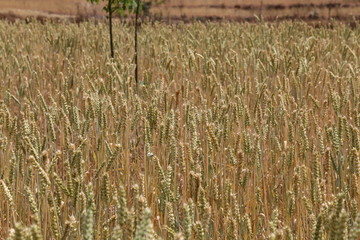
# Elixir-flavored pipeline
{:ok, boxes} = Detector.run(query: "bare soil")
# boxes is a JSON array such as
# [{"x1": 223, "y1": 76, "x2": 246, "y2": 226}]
[{"x1": 0, "y1": 0, "x2": 359, "y2": 22}]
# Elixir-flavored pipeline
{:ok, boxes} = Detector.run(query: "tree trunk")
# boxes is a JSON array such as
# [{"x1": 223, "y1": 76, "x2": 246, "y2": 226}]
[
  {"x1": 134, "y1": 0, "x2": 141, "y2": 85},
  {"x1": 108, "y1": 0, "x2": 114, "y2": 58}
]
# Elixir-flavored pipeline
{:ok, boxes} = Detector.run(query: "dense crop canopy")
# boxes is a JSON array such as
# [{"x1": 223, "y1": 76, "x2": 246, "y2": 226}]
[{"x1": 0, "y1": 21, "x2": 359, "y2": 240}]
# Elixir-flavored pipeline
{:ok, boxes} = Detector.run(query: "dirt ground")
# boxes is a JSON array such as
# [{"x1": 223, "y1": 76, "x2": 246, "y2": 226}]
[{"x1": 0, "y1": 0, "x2": 359, "y2": 21}]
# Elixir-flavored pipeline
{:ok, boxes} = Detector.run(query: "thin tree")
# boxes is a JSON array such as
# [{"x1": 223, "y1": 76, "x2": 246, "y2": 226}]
[
  {"x1": 108, "y1": 0, "x2": 115, "y2": 58},
  {"x1": 133, "y1": 0, "x2": 164, "y2": 84},
  {"x1": 87, "y1": 0, "x2": 138, "y2": 59},
  {"x1": 87, "y1": 0, "x2": 164, "y2": 86},
  {"x1": 134, "y1": 0, "x2": 141, "y2": 84}
]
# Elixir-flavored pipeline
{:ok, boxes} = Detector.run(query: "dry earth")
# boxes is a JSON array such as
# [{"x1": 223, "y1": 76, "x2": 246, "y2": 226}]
[{"x1": 0, "y1": 0, "x2": 359, "y2": 21}]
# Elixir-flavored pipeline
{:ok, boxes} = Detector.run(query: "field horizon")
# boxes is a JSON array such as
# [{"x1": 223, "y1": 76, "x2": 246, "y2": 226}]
[{"x1": 0, "y1": 0, "x2": 359, "y2": 22}]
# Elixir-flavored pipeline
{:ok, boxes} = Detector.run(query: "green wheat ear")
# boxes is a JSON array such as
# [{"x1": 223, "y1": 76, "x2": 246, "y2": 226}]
[{"x1": 135, "y1": 208, "x2": 156, "y2": 240}]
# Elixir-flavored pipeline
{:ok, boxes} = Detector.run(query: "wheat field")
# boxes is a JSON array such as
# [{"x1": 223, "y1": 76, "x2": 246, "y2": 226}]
[{"x1": 0, "y1": 20, "x2": 359, "y2": 239}]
